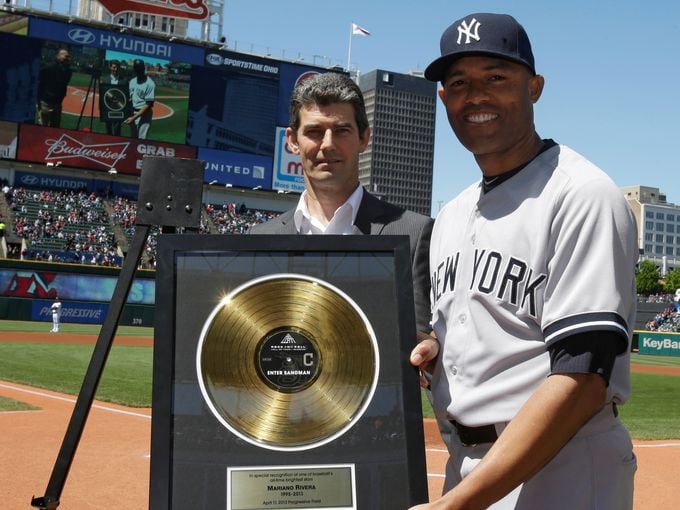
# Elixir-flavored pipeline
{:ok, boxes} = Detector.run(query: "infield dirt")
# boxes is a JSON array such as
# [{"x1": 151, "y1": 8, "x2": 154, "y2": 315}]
[{"x1": 1, "y1": 332, "x2": 678, "y2": 509}]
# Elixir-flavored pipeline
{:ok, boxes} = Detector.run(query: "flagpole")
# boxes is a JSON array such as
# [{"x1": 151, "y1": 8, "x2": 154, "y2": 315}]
[{"x1": 346, "y1": 23, "x2": 353, "y2": 72}]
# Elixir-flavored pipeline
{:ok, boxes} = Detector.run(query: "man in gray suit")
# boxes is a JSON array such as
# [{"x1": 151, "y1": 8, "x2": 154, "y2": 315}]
[{"x1": 250, "y1": 72, "x2": 433, "y2": 332}]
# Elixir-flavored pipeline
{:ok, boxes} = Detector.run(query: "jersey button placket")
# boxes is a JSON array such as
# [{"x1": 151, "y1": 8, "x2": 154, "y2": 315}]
[
  {"x1": 451, "y1": 314, "x2": 465, "y2": 377},
  {"x1": 448, "y1": 202, "x2": 477, "y2": 384},
  {"x1": 470, "y1": 206, "x2": 481, "y2": 245}
]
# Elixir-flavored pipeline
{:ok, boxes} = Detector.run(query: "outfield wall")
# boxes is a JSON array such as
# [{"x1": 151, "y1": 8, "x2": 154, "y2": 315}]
[{"x1": 0, "y1": 259, "x2": 155, "y2": 326}]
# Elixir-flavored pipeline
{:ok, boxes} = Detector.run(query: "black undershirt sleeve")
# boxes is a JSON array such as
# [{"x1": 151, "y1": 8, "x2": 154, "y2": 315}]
[{"x1": 548, "y1": 330, "x2": 628, "y2": 385}]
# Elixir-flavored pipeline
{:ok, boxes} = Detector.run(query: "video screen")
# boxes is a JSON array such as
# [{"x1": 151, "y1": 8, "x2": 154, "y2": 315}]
[
  {"x1": 34, "y1": 43, "x2": 191, "y2": 144},
  {"x1": 0, "y1": 31, "x2": 41, "y2": 123},
  {"x1": 0, "y1": 11, "x2": 29, "y2": 35},
  {"x1": 187, "y1": 54, "x2": 278, "y2": 155}
]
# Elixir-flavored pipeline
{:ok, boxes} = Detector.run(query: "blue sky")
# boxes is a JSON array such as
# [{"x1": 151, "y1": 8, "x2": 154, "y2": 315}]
[{"x1": 217, "y1": 0, "x2": 680, "y2": 216}]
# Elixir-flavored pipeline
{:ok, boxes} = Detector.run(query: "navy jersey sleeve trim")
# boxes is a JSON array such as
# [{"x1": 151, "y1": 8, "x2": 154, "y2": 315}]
[
  {"x1": 543, "y1": 311, "x2": 629, "y2": 347},
  {"x1": 548, "y1": 331, "x2": 626, "y2": 384}
]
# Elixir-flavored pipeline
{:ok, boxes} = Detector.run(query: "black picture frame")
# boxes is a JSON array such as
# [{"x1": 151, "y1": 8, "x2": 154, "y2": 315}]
[{"x1": 149, "y1": 234, "x2": 428, "y2": 509}]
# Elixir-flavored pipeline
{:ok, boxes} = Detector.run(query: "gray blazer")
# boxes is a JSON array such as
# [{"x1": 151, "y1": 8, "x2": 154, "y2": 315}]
[{"x1": 249, "y1": 191, "x2": 433, "y2": 332}]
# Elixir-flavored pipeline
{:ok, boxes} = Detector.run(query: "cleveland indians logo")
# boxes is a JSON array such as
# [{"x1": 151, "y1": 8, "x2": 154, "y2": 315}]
[
  {"x1": 98, "y1": 0, "x2": 209, "y2": 21},
  {"x1": 5, "y1": 272, "x2": 59, "y2": 298}
]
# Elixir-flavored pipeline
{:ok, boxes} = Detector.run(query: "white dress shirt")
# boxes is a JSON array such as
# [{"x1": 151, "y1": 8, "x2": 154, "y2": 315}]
[{"x1": 293, "y1": 184, "x2": 363, "y2": 235}]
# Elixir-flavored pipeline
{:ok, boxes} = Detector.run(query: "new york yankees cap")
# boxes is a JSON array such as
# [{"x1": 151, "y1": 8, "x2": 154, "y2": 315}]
[{"x1": 424, "y1": 12, "x2": 535, "y2": 82}]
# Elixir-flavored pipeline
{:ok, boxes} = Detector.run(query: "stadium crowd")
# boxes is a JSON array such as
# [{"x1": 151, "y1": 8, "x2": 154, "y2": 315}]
[
  {"x1": 645, "y1": 303, "x2": 680, "y2": 332},
  {"x1": 6, "y1": 187, "x2": 121, "y2": 265},
  {"x1": 2, "y1": 185, "x2": 280, "y2": 268},
  {"x1": 205, "y1": 202, "x2": 278, "y2": 235}
]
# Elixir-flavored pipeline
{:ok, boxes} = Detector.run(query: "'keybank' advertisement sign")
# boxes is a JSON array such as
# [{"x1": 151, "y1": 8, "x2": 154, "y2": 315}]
[
  {"x1": 637, "y1": 332, "x2": 680, "y2": 356},
  {"x1": 28, "y1": 17, "x2": 204, "y2": 64},
  {"x1": 199, "y1": 148, "x2": 272, "y2": 190}
]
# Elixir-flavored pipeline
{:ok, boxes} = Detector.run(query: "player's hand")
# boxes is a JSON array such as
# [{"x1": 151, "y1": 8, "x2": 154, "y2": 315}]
[{"x1": 410, "y1": 331, "x2": 439, "y2": 388}]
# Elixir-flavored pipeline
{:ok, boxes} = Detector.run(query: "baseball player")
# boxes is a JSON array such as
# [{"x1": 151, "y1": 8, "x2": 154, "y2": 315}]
[
  {"x1": 125, "y1": 59, "x2": 155, "y2": 139},
  {"x1": 50, "y1": 295, "x2": 62, "y2": 333},
  {"x1": 409, "y1": 13, "x2": 638, "y2": 509}
]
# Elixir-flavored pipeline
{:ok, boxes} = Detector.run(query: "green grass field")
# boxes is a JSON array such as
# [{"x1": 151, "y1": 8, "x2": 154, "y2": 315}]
[
  {"x1": 0, "y1": 395, "x2": 38, "y2": 412},
  {"x1": 0, "y1": 320, "x2": 153, "y2": 336},
  {"x1": 0, "y1": 321, "x2": 153, "y2": 408},
  {"x1": 0, "y1": 321, "x2": 678, "y2": 439}
]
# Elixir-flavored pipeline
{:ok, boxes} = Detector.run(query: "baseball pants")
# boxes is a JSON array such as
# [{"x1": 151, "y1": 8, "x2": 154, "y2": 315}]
[{"x1": 443, "y1": 404, "x2": 636, "y2": 509}]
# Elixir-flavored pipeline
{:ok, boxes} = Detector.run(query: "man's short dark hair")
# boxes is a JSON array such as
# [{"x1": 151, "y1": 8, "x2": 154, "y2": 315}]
[{"x1": 289, "y1": 72, "x2": 369, "y2": 136}]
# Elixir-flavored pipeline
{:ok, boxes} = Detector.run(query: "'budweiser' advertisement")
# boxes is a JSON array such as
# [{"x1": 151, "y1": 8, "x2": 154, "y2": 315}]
[
  {"x1": 98, "y1": 0, "x2": 209, "y2": 21},
  {"x1": 17, "y1": 124, "x2": 196, "y2": 175}
]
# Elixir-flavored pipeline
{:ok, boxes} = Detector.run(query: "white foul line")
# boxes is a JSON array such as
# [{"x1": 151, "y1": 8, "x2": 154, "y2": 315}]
[{"x1": 0, "y1": 382, "x2": 151, "y2": 420}]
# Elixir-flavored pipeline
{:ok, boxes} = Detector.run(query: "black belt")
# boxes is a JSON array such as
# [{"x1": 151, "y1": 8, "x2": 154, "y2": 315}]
[
  {"x1": 449, "y1": 420, "x2": 498, "y2": 446},
  {"x1": 450, "y1": 404, "x2": 618, "y2": 446}
]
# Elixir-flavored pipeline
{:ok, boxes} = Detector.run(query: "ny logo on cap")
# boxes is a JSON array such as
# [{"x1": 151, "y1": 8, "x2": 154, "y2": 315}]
[{"x1": 457, "y1": 18, "x2": 481, "y2": 45}]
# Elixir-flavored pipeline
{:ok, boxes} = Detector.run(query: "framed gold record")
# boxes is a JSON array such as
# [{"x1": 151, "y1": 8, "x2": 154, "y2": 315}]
[
  {"x1": 150, "y1": 235, "x2": 429, "y2": 510},
  {"x1": 99, "y1": 83, "x2": 129, "y2": 121},
  {"x1": 196, "y1": 273, "x2": 379, "y2": 451}
]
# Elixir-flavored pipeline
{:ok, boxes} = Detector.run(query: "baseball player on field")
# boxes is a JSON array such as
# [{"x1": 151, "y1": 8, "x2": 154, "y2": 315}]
[
  {"x1": 50, "y1": 295, "x2": 62, "y2": 333},
  {"x1": 409, "y1": 13, "x2": 638, "y2": 510}
]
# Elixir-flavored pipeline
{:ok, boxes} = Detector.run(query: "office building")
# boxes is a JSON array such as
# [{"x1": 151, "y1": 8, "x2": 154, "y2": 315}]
[
  {"x1": 358, "y1": 70, "x2": 436, "y2": 216},
  {"x1": 623, "y1": 185, "x2": 680, "y2": 273}
]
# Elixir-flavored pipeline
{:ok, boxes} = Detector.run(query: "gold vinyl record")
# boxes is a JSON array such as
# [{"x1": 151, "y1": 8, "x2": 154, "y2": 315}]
[{"x1": 196, "y1": 273, "x2": 379, "y2": 451}]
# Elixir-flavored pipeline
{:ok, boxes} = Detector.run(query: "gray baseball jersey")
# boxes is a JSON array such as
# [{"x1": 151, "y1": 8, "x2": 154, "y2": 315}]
[{"x1": 429, "y1": 143, "x2": 638, "y2": 426}]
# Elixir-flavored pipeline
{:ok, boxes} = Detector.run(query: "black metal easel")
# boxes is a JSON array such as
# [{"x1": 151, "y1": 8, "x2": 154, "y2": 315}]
[
  {"x1": 30, "y1": 156, "x2": 204, "y2": 509},
  {"x1": 75, "y1": 66, "x2": 102, "y2": 132}
]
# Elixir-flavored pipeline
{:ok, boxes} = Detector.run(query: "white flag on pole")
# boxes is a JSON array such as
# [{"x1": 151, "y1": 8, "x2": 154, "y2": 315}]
[{"x1": 352, "y1": 23, "x2": 371, "y2": 36}]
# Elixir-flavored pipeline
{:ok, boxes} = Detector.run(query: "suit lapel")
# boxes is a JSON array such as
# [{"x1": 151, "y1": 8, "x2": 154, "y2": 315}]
[
  {"x1": 277, "y1": 210, "x2": 299, "y2": 234},
  {"x1": 354, "y1": 191, "x2": 386, "y2": 235}
]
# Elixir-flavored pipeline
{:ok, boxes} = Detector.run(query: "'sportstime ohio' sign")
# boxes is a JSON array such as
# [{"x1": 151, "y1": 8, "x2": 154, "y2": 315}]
[{"x1": 97, "y1": 0, "x2": 209, "y2": 21}]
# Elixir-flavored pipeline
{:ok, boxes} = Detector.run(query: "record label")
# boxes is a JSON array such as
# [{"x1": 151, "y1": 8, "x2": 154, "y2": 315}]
[{"x1": 257, "y1": 329, "x2": 320, "y2": 392}]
